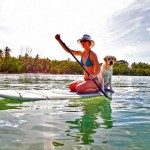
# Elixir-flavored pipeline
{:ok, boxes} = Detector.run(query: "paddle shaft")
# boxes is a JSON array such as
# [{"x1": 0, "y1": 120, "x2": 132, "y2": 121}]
[{"x1": 56, "y1": 37, "x2": 111, "y2": 99}]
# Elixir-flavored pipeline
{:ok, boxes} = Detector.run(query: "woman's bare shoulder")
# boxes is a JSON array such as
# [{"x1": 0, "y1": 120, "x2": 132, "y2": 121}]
[{"x1": 90, "y1": 50, "x2": 98, "y2": 57}]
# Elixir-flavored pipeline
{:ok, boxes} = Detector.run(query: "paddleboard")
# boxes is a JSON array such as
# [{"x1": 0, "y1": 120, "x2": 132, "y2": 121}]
[{"x1": 0, "y1": 90, "x2": 101, "y2": 100}]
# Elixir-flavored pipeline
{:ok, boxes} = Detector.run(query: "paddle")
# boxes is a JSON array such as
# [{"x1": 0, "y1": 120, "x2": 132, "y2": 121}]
[{"x1": 55, "y1": 35, "x2": 111, "y2": 100}]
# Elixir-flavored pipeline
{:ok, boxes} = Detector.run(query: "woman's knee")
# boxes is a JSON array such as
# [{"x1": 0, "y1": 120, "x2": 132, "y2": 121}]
[
  {"x1": 69, "y1": 80, "x2": 84, "y2": 92},
  {"x1": 69, "y1": 83, "x2": 76, "y2": 91}
]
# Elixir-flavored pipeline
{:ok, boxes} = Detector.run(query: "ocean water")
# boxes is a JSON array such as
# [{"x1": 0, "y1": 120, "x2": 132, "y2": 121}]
[{"x1": 0, "y1": 74, "x2": 149, "y2": 150}]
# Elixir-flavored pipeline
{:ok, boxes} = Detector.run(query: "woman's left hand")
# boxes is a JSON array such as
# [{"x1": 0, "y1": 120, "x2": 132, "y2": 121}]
[{"x1": 89, "y1": 74, "x2": 96, "y2": 80}]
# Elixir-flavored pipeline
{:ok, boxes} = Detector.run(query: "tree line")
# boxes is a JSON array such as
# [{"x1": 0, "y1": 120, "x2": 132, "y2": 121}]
[{"x1": 0, "y1": 47, "x2": 150, "y2": 76}]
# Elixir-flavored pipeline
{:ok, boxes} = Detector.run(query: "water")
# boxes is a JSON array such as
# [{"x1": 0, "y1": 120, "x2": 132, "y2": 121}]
[{"x1": 0, "y1": 74, "x2": 150, "y2": 150}]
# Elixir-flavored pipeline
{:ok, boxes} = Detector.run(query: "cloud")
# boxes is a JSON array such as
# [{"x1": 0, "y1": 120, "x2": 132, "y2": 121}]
[
  {"x1": 100, "y1": 0, "x2": 150, "y2": 64},
  {"x1": 107, "y1": 0, "x2": 150, "y2": 43},
  {"x1": 0, "y1": 0, "x2": 14, "y2": 48},
  {"x1": 0, "y1": 0, "x2": 149, "y2": 64}
]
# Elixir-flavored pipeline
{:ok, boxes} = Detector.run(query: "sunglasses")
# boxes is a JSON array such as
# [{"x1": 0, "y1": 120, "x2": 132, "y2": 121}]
[{"x1": 81, "y1": 40, "x2": 89, "y2": 43}]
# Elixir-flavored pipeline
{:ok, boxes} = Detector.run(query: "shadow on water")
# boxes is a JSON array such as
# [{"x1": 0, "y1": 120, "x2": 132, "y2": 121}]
[{"x1": 65, "y1": 96, "x2": 113, "y2": 145}]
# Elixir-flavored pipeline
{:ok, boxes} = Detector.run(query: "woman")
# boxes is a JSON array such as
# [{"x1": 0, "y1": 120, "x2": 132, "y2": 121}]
[{"x1": 55, "y1": 34, "x2": 101, "y2": 93}]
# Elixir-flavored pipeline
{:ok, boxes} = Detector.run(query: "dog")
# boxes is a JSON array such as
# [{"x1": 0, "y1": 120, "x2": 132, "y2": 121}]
[{"x1": 98, "y1": 56, "x2": 117, "y2": 93}]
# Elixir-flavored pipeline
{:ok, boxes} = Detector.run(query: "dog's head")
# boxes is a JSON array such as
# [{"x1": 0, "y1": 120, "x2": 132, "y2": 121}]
[{"x1": 104, "y1": 56, "x2": 117, "y2": 66}]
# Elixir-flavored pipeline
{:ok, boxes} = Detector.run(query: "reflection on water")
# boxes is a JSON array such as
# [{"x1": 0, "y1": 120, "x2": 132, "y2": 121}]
[
  {"x1": 0, "y1": 99, "x2": 25, "y2": 110},
  {"x1": 0, "y1": 74, "x2": 150, "y2": 150},
  {"x1": 66, "y1": 97, "x2": 112, "y2": 144}
]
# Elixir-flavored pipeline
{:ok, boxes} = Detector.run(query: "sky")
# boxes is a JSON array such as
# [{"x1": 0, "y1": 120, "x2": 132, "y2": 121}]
[{"x1": 0, "y1": 0, "x2": 150, "y2": 64}]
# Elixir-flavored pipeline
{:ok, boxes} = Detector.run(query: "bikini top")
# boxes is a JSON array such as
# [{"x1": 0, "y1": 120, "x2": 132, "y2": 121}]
[{"x1": 81, "y1": 51, "x2": 93, "y2": 67}]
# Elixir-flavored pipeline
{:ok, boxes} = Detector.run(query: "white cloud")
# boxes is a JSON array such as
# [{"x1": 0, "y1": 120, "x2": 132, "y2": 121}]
[{"x1": 2, "y1": 0, "x2": 148, "y2": 65}]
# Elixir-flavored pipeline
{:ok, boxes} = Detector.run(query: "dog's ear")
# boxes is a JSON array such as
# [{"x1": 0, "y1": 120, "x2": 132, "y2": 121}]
[
  {"x1": 113, "y1": 56, "x2": 117, "y2": 62},
  {"x1": 104, "y1": 56, "x2": 108, "y2": 62}
]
